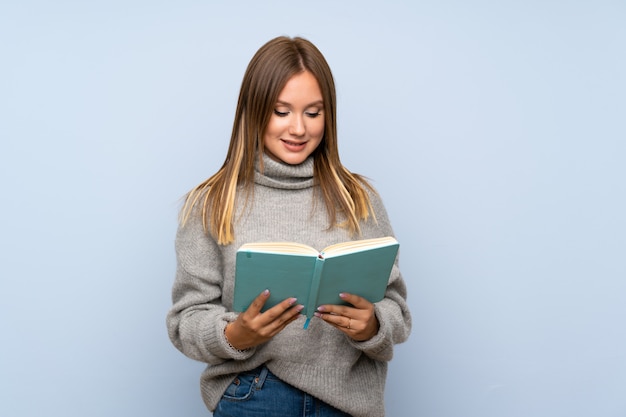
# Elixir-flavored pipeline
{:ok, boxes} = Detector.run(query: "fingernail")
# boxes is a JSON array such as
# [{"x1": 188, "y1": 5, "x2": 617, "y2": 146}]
[
  {"x1": 263, "y1": 289, "x2": 270, "y2": 296},
  {"x1": 296, "y1": 305, "x2": 304, "y2": 312},
  {"x1": 317, "y1": 305, "x2": 325, "y2": 312},
  {"x1": 314, "y1": 312, "x2": 322, "y2": 317},
  {"x1": 339, "y1": 293, "x2": 347, "y2": 298},
  {"x1": 289, "y1": 297, "x2": 297, "y2": 305}
]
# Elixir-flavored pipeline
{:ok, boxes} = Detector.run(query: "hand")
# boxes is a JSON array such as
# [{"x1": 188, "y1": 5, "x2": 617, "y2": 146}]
[
  {"x1": 225, "y1": 290, "x2": 303, "y2": 350},
  {"x1": 314, "y1": 292, "x2": 379, "y2": 341}
]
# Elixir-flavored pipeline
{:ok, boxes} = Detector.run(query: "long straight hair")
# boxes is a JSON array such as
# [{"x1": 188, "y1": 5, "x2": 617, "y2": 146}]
[{"x1": 180, "y1": 36, "x2": 376, "y2": 245}]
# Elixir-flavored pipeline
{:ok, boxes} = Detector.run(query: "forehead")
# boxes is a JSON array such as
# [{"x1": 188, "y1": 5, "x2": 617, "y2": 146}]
[{"x1": 277, "y1": 71, "x2": 323, "y2": 103}]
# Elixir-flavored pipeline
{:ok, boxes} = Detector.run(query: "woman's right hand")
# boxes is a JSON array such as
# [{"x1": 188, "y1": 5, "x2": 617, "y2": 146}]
[{"x1": 224, "y1": 290, "x2": 303, "y2": 350}]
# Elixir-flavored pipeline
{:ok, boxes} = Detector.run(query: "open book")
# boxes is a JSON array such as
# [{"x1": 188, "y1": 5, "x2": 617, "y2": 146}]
[{"x1": 233, "y1": 236, "x2": 399, "y2": 329}]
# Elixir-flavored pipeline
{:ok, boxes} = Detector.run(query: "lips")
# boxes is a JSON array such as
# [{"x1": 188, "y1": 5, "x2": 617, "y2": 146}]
[{"x1": 281, "y1": 139, "x2": 307, "y2": 150}]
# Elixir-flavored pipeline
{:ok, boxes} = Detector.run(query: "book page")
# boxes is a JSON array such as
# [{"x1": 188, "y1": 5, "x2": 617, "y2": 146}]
[
  {"x1": 321, "y1": 236, "x2": 398, "y2": 257},
  {"x1": 237, "y1": 241, "x2": 318, "y2": 255}
]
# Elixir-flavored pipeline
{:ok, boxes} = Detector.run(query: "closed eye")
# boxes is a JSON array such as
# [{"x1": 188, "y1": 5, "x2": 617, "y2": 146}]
[
  {"x1": 305, "y1": 111, "x2": 321, "y2": 118},
  {"x1": 274, "y1": 110, "x2": 289, "y2": 117}
]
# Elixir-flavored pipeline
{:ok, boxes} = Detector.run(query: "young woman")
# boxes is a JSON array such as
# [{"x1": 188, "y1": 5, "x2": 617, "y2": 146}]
[{"x1": 166, "y1": 36, "x2": 411, "y2": 417}]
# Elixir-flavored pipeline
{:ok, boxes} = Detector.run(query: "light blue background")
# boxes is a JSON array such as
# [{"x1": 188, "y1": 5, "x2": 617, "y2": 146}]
[{"x1": 1, "y1": 1, "x2": 624, "y2": 416}]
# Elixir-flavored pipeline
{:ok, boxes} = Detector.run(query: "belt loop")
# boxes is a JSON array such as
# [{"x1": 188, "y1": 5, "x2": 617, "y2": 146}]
[{"x1": 255, "y1": 366, "x2": 269, "y2": 390}]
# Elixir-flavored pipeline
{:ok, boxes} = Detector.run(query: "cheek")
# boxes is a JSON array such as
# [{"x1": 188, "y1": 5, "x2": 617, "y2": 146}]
[
  {"x1": 264, "y1": 118, "x2": 281, "y2": 137},
  {"x1": 312, "y1": 120, "x2": 325, "y2": 139}
]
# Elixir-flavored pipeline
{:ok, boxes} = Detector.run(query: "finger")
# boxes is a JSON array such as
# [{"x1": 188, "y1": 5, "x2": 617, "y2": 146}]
[
  {"x1": 265, "y1": 296, "x2": 299, "y2": 315},
  {"x1": 254, "y1": 305, "x2": 303, "y2": 340},
  {"x1": 316, "y1": 303, "x2": 347, "y2": 318},
  {"x1": 338, "y1": 292, "x2": 370, "y2": 308},
  {"x1": 273, "y1": 302, "x2": 304, "y2": 324},
  {"x1": 260, "y1": 298, "x2": 302, "y2": 330},
  {"x1": 315, "y1": 311, "x2": 353, "y2": 330},
  {"x1": 260, "y1": 297, "x2": 299, "y2": 324},
  {"x1": 246, "y1": 289, "x2": 271, "y2": 314},
  {"x1": 282, "y1": 305, "x2": 305, "y2": 326}
]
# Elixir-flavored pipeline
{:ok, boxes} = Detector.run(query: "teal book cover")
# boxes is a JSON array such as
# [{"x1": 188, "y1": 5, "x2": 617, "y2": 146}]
[{"x1": 233, "y1": 236, "x2": 399, "y2": 328}]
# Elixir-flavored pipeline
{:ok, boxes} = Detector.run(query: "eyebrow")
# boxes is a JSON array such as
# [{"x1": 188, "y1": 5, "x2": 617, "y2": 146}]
[{"x1": 275, "y1": 100, "x2": 324, "y2": 107}]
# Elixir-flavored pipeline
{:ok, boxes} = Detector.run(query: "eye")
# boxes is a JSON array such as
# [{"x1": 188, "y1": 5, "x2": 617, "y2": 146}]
[
  {"x1": 273, "y1": 109, "x2": 289, "y2": 117},
  {"x1": 305, "y1": 111, "x2": 321, "y2": 118}
]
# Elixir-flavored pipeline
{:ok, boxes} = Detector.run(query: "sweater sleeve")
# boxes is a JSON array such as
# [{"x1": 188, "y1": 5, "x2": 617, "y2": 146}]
[
  {"x1": 348, "y1": 191, "x2": 412, "y2": 361},
  {"x1": 165, "y1": 213, "x2": 256, "y2": 364}
]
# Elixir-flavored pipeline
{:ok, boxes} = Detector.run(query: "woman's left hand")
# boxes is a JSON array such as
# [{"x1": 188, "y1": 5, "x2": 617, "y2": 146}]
[{"x1": 314, "y1": 293, "x2": 379, "y2": 341}]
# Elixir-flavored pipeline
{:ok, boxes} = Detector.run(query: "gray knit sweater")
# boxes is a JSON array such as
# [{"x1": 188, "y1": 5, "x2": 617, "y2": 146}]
[{"x1": 166, "y1": 154, "x2": 411, "y2": 417}]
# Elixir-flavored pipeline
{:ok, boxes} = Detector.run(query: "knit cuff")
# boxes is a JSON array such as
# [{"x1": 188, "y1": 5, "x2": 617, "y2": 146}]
[
  {"x1": 347, "y1": 305, "x2": 393, "y2": 360},
  {"x1": 218, "y1": 318, "x2": 256, "y2": 360}
]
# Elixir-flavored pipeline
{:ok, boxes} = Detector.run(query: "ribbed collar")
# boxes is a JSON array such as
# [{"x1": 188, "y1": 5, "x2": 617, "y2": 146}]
[{"x1": 254, "y1": 153, "x2": 315, "y2": 190}]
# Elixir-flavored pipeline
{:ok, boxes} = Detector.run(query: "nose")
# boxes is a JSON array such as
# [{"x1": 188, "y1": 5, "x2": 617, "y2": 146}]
[{"x1": 288, "y1": 114, "x2": 305, "y2": 137}]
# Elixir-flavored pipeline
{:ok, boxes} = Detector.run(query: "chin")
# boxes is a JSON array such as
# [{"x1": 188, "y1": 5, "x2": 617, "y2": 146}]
[
  {"x1": 281, "y1": 154, "x2": 309, "y2": 165},
  {"x1": 265, "y1": 150, "x2": 311, "y2": 165}
]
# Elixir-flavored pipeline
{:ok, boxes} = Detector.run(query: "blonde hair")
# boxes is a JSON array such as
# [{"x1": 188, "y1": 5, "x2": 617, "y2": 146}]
[{"x1": 180, "y1": 36, "x2": 376, "y2": 244}]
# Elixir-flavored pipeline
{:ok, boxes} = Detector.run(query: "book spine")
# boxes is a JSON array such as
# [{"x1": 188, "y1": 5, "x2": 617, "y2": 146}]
[{"x1": 303, "y1": 255, "x2": 325, "y2": 329}]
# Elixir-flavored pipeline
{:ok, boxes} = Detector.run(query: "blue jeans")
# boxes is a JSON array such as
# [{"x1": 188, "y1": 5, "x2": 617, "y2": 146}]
[{"x1": 213, "y1": 365, "x2": 352, "y2": 417}]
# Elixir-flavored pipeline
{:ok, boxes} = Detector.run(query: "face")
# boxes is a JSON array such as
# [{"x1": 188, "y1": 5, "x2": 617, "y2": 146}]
[{"x1": 263, "y1": 71, "x2": 325, "y2": 165}]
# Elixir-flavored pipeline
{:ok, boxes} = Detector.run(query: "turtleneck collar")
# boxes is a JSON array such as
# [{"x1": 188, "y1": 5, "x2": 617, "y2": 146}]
[{"x1": 254, "y1": 152, "x2": 315, "y2": 190}]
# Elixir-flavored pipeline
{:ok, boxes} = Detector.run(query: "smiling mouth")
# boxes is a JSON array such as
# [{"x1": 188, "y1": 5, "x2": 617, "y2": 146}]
[{"x1": 282, "y1": 139, "x2": 306, "y2": 146}]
